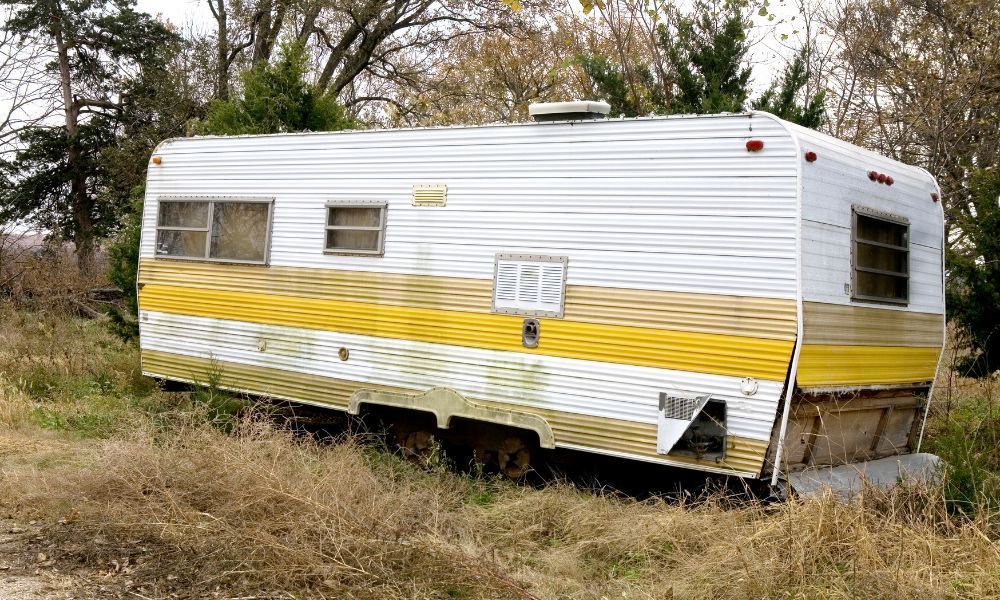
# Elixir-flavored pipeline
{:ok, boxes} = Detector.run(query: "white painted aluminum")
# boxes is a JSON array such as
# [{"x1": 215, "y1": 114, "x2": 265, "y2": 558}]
[
  {"x1": 656, "y1": 392, "x2": 712, "y2": 454},
  {"x1": 787, "y1": 121, "x2": 944, "y2": 314},
  {"x1": 141, "y1": 311, "x2": 785, "y2": 444},
  {"x1": 141, "y1": 115, "x2": 800, "y2": 299},
  {"x1": 139, "y1": 112, "x2": 944, "y2": 479}
]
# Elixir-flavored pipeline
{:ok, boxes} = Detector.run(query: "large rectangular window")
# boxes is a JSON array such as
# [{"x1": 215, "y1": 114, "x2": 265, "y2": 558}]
[
  {"x1": 156, "y1": 198, "x2": 272, "y2": 264},
  {"x1": 324, "y1": 202, "x2": 387, "y2": 255},
  {"x1": 852, "y1": 206, "x2": 909, "y2": 304}
]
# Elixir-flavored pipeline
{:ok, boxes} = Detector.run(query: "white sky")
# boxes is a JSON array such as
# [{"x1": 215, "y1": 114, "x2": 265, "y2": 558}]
[{"x1": 136, "y1": 0, "x2": 211, "y2": 28}]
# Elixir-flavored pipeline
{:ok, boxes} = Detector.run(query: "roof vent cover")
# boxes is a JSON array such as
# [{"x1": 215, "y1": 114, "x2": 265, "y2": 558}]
[{"x1": 529, "y1": 100, "x2": 611, "y2": 122}]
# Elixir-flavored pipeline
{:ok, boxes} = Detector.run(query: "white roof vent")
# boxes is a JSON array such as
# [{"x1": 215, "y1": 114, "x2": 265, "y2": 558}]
[{"x1": 529, "y1": 100, "x2": 611, "y2": 122}]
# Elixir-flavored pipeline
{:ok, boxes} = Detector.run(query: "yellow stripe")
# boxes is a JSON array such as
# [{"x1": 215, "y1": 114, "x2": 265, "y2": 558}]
[
  {"x1": 138, "y1": 258, "x2": 797, "y2": 341},
  {"x1": 142, "y1": 349, "x2": 767, "y2": 475},
  {"x1": 803, "y1": 301, "x2": 943, "y2": 347},
  {"x1": 796, "y1": 345, "x2": 939, "y2": 387},
  {"x1": 139, "y1": 283, "x2": 794, "y2": 381}
]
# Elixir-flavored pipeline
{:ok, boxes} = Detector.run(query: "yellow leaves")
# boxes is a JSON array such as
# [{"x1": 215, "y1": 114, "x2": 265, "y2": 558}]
[
  {"x1": 499, "y1": 0, "x2": 522, "y2": 10},
  {"x1": 579, "y1": 0, "x2": 607, "y2": 15}
]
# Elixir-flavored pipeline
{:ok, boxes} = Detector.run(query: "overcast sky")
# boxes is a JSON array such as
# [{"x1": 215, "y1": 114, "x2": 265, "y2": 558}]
[{"x1": 135, "y1": 0, "x2": 211, "y2": 28}]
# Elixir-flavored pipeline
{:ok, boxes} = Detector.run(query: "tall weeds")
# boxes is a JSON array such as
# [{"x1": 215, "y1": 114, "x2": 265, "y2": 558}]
[{"x1": 2, "y1": 307, "x2": 1000, "y2": 598}]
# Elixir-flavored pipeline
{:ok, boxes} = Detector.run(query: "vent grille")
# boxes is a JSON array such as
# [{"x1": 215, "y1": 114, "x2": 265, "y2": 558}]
[
  {"x1": 412, "y1": 184, "x2": 447, "y2": 207},
  {"x1": 659, "y1": 394, "x2": 711, "y2": 420},
  {"x1": 492, "y1": 254, "x2": 568, "y2": 318}
]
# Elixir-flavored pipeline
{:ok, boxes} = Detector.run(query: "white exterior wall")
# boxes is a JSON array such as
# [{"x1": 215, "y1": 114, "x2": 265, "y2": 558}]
[
  {"x1": 141, "y1": 115, "x2": 799, "y2": 298},
  {"x1": 788, "y1": 123, "x2": 944, "y2": 313},
  {"x1": 139, "y1": 114, "x2": 803, "y2": 474}
]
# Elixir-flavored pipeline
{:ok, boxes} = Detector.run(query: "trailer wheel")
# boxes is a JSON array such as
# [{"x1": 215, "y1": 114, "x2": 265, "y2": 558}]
[
  {"x1": 397, "y1": 429, "x2": 435, "y2": 461},
  {"x1": 498, "y1": 437, "x2": 533, "y2": 479}
]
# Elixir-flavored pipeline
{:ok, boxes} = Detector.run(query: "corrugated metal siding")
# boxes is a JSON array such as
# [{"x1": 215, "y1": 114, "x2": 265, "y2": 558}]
[
  {"x1": 786, "y1": 122, "x2": 944, "y2": 389},
  {"x1": 789, "y1": 123, "x2": 944, "y2": 313},
  {"x1": 142, "y1": 115, "x2": 799, "y2": 298},
  {"x1": 796, "y1": 345, "x2": 939, "y2": 387},
  {"x1": 140, "y1": 284, "x2": 794, "y2": 381},
  {"x1": 141, "y1": 346, "x2": 768, "y2": 476},
  {"x1": 138, "y1": 259, "x2": 798, "y2": 340},
  {"x1": 139, "y1": 114, "x2": 801, "y2": 478},
  {"x1": 802, "y1": 301, "x2": 944, "y2": 347},
  {"x1": 141, "y1": 311, "x2": 785, "y2": 441}
]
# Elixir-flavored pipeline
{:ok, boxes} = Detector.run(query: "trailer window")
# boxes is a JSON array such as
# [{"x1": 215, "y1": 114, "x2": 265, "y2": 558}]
[
  {"x1": 324, "y1": 202, "x2": 387, "y2": 255},
  {"x1": 155, "y1": 198, "x2": 272, "y2": 264},
  {"x1": 852, "y1": 206, "x2": 909, "y2": 304}
]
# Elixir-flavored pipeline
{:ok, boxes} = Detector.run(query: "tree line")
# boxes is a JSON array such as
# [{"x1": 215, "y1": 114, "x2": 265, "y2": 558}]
[{"x1": 0, "y1": 0, "x2": 997, "y2": 375}]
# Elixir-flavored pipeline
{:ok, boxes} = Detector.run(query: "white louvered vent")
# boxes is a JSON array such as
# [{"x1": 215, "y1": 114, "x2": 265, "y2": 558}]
[{"x1": 492, "y1": 254, "x2": 568, "y2": 318}]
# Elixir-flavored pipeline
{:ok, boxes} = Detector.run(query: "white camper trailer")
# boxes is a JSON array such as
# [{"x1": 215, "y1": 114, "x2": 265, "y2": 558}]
[{"x1": 137, "y1": 105, "x2": 944, "y2": 486}]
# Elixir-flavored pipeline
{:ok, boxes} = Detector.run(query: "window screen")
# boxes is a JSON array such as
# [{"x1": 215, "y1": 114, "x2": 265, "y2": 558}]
[
  {"x1": 324, "y1": 202, "x2": 387, "y2": 255},
  {"x1": 852, "y1": 206, "x2": 909, "y2": 304},
  {"x1": 155, "y1": 198, "x2": 272, "y2": 264}
]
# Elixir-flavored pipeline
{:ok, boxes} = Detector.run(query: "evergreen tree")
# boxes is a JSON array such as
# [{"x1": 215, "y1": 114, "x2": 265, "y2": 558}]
[
  {"x1": 577, "y1": 54, "x2": 666, "y2": 118},
  {"x1": 199, "y1": 41, "x2": 352, "y2": 135},
  {"x1": 947, "y1": 168, "x2": 1000, "y2": 376},
  {"x1": 754, "y1": 48, "x2": 826, "y2": 129},
  {"x1": 0, "y1": 0, "x2": 178, "y2": 273},
  {"x1": 661, "y1": 0, "x2": 753, "y2": 114}
]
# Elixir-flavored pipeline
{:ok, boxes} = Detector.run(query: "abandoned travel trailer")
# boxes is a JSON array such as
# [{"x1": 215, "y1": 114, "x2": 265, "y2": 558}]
[{"x1": 136, "y1": 104, "x2": 945, "y2": 489}]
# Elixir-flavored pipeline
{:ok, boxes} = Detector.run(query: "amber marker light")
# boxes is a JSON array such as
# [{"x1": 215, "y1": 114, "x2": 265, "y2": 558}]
[{"x1": 151, "y1": 156, "x2": 162, "y2": 165}]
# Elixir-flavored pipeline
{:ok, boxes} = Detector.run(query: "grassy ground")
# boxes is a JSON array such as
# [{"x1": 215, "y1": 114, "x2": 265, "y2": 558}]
[{"x1": 2, "y1": 306, "x2": 1000, "y2": 599}]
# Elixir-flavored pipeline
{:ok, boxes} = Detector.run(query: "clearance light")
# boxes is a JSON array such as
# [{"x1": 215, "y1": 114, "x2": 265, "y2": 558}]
[
  {"x1": 868, "y1": 171, "x2": 878, "y2": 181},
  {"x1": 151, "y1": 156, "x2": 162, "y2": 165},
  {"x1": 746, "y1": 139, "x2": 765, "y2": 152},
  {"x1": 885, "y1": 176, "x2": 894, "y2": 186},
  {"x1": 877, "y1": 173, "x2": 887, "y2": 183},
  {"x1": 804, "y1": 151, "x2": 817, "y2": 162},
  {"x1": 931, "y1": 193, "x2": 940, "y2": 202}
]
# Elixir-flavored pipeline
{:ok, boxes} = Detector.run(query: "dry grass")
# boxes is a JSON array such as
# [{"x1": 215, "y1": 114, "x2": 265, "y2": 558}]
[{"x1": 2, "y1": 307, "x2": 1000, "y2": 598}]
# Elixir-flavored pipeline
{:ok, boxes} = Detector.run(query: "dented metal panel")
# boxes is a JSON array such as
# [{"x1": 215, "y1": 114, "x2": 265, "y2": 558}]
[
  {"x1": 141, "y1": 311, "x2": 786, "y2": 444},
  {"x1": 141, "y1": 347, "x2": 771, "y2": 476}
]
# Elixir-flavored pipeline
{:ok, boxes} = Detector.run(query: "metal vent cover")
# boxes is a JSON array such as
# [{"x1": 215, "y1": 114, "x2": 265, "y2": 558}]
[
  {"x1": 656, "y1": 392, "x2": 712, "y2": 455},
  {"x1": 492, "y1": 254, "x2": 568, "y2": 318},
  {"x1": 412, "y1": 184, "x2": 447, "y2": 207}
]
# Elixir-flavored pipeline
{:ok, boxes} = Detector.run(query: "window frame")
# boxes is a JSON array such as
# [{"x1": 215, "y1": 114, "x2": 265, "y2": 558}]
[
  {"x1": 154, "y1": 196, "x2": 275, "y2": 265},
  {"x1": 323, "y1": 201, "x2": 388, "y2": 256},
  {"x1": 851, "y1": 204, "x2": 910, "y2": 306}
]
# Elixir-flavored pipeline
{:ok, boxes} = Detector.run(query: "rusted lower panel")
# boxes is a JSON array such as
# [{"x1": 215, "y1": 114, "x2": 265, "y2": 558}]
[{"x1": 773, "y1": 387, "x2": 928, "y2": 474}]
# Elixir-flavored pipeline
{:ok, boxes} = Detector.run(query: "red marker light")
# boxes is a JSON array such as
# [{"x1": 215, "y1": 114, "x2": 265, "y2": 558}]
[
  {"x1": 885, "y1": 176, "x2": 894, "y2": 186},
  {"x1": 746, "y1": 139, "x2": 765, "y2": 152},
  {"x1": 877, "y1": 173, "x2": 887, "y2": 183},
  {"x1": 868, "y1": 171, "x2": 878, "y2": 181},
  {"x1": 931, "y1": 193, "x2": 940, "y2": 202},
  {"x1": 804, "y1": 151, "x2": 817, "y2": 162}
]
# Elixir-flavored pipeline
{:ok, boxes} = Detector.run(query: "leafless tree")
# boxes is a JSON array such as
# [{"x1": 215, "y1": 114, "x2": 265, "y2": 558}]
[{"x1": 0, "y1": 7, "x2": 58, "y2": 155}]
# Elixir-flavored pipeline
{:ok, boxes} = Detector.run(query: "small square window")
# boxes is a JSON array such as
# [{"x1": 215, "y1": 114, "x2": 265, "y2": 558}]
[
  {"x1": 324, "y1": 202, "x2": 387, "y2": 255},
  {"x1": 852, "y1": 206, "x2": 909, "y2": 305}
]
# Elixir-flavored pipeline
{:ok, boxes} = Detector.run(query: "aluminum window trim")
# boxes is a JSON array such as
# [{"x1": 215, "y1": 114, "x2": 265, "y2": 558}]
[
  {"x1": 323, "y1": 201, "x2": 388, "y2": 256},
  {"x1": 154, "y1": 196, "x2": 275, "y2": 265},
  {"x1": 850, "y1": 205, "x2": 910, "y2": 306}
]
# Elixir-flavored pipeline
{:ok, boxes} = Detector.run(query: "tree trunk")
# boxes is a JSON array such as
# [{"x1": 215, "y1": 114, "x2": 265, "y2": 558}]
[
  {"x1": 53, "y1": 20, "x2": 94, "y2": 275},
  {"x1": 210, "y1": 0, "x2": 231, "y2": 100}
]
